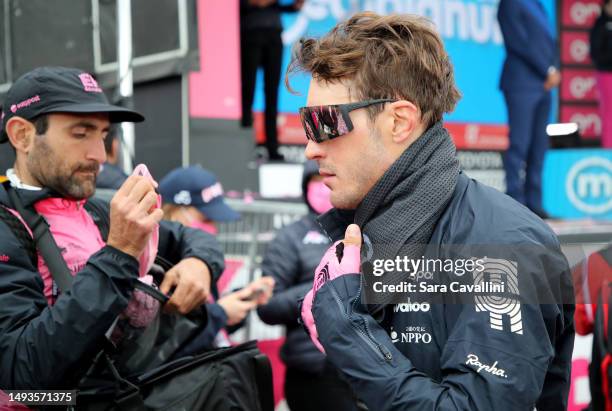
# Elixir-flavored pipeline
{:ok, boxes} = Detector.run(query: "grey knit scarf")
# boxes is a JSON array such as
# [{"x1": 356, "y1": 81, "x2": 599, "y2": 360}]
[{"x1": 356, "y1": 121, "x2": 460, "y2": 271}]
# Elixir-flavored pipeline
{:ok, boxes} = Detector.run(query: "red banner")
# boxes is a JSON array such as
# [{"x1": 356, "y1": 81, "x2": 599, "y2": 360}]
[
  {"x1": 561, "y1": 0, "x2": 603, "y2": 29},
  {"x1": 561, "y1": 105, "x2": 602, "y2": 138},
  {"x1": 561, "y1": 31, "x2": 592, "y2": 66},
  {"x1": 561, "y1": 69, "x2": 600, "y2": 102}
]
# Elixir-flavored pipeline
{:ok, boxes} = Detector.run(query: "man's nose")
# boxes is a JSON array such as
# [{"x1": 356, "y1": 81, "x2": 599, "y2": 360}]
[
  {"x1": 305, "y1": 139, "x2": 324, "y2": 160},
  {"x1": 87, "y1": 138, "x2": 107, "y2": 164}
]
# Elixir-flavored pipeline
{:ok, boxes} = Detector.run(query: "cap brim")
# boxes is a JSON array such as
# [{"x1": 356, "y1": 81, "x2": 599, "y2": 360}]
[
  {"x1": 1, "y1": 103, "x2": 144, "y2": 143},
  {"x1": 197, "y1": 200, "x2": 240, "y2": 222},
  {"x1": 45, "y1": 102, "x2": 145, "y2": 123}
]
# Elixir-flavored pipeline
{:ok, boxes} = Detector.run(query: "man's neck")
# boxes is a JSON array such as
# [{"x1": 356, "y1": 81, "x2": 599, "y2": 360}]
[{"x1": 7, "y1": 167, "x2": 42, "y2": 191}]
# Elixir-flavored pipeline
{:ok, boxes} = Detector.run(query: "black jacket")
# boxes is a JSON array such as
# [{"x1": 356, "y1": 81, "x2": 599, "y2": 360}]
[
  {"x1": 0, "y1": 184, "x2": 225, "y2": 389},
  {"x1": 257, "y1": 161, "x2": 332, "y2": 372},
  {"x1": 313, "y1": 173, "x2": 575, "y2": 410},
  {"x1": 590, "y1": 10, "x2": 612, "y2": 71}
]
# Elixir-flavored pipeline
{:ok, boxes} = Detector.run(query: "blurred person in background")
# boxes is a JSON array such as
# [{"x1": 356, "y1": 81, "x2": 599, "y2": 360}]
[
  {"x1": 240, "y1": 0, "x2": 304, "y2": 161},
  {"x1": 498, "y1": 0, "x2": 560, "y2": 218},
  {"x1": 257, "y1": 160, "x2": 362, "y2": 411},
  {"x1": 96, "y1": 124, "x2": 128, "y2": 189},
  {"x1": 159, "y1": 165, "x2": 274, "y2": 351},
  {"x1": 590, "y1": 0, "x2": 612, "y2": 148}
]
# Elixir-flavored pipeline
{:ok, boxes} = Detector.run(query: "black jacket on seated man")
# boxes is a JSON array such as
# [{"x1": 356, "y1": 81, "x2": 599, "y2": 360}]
[{"x1": 0, "y1": 184, "x2": 225, "y2": 389}]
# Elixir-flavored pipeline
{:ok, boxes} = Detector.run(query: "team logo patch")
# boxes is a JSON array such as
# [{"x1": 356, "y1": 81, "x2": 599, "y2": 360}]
[{"x1": 79, "y1": 73, "x2": 102, "y2": 93}]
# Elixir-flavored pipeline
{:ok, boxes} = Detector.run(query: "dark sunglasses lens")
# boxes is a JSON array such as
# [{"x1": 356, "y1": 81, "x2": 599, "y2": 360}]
[{"x1": 299, "y1": 105, "x2": 350, "y2": 142}]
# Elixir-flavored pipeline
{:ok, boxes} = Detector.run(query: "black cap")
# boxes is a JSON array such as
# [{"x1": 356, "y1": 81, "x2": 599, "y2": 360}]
[{"x1": 0, "y1": 66, "x2": 144, "y2": 143}]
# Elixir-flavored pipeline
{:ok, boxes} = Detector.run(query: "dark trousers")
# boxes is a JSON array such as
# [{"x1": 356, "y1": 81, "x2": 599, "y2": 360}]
[
  {"x1": 284, "y1": 364, "x2": 363, "y2": 411},
  {"x1": 240, "y1": 28, "x2": 283, "y2": 157},
  {"x1": 503, "y1": 91, "x2": 551, "y2": 212}
]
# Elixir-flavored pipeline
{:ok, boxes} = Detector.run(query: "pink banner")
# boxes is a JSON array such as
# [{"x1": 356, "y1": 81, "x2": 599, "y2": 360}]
[
  {"x1": 189, "y1": 0, "x2": 241, "y2": 119},
  {"x1": 561, "y1": 104, "x2": 602, "y2": 138},
  {"x1": 561, "y1": 31, "x2": 592, "y2": 66},
  {"x1": 561, "y1": 68, "x2": 600, "y2": 102},
  {"x1": 561, "y1": 0, "x2": 603, "y2": 29}
]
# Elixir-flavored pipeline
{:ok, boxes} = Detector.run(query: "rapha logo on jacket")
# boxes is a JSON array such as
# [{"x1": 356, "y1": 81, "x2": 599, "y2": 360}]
[{"x1": 465, "y1": 353, "x2": 508, "y2": 378}]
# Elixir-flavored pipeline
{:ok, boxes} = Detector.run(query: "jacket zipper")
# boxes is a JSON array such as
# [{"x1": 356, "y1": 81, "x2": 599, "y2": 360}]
[{"x1": 329, "y1": 284, "x2": 393, "y2": 362}]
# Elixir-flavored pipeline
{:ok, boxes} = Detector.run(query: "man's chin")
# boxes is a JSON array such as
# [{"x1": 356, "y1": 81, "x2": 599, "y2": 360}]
[
  {"x1": 64, "y1": 178, "x2": 96, "y2": 200},
  {"x1": 330, "y1": 192, "x2": 359, "y2": 210}
]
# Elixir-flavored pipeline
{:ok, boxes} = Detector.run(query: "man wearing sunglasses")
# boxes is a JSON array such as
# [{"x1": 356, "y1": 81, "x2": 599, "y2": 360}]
[{"x1": 295, "y1": 12, "x2": 574, "y2": 411}]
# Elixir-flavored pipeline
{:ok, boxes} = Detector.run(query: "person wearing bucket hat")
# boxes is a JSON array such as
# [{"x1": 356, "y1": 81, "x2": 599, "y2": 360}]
[
  {"x1": 159, "y1": 165, "x2": 241, "y2": 234},
  {"x1": 0, "y1": 66, "x2": 225, "y2": 389}
]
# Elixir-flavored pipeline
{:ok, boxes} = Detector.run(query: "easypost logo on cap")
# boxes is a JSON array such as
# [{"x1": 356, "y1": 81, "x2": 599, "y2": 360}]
[
  {"x1": 10, "y1": 95, "x2": 41, "y2": 113},
  {"x1": 544, "y1": 150, "x2": 612, "y2": 219},
  {"x1": 79, "y1": 73, "x2": 102, "y2": 93},
  {"x1": 201, "y1": 182, "x2": 223, "y2": 203}
]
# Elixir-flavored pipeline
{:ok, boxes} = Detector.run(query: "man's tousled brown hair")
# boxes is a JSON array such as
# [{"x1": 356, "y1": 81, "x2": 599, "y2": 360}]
[{"x1": 287, "y1": 12, "x2": 461, "y2": 127}]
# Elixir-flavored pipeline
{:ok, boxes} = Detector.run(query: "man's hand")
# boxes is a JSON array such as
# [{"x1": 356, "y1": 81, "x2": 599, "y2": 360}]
[
  {"x1": 293, "y1": 0, "x2": 305, "y2": 10},
  {"x1": 301, "y1": 224, "x2": 362, "y2": 353},
  {"x1": 544, "y1": 68, "x2": 561, "y2": 91},
  {"x1": 107, "y1": 175, "x2": 164, "y2": 259},
  {"x1": 160, "y1": 258, "x2": 211, "y2": 314},
  {"x1": 245, "y1": 276, "x2": 275, "y2": 305},
  {"x1": 218, "y1": 288, "x2": 258, "y2": 326}
]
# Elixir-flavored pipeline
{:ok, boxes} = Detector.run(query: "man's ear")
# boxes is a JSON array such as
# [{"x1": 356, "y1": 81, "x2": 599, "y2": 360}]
[
  {"x1": 389, "y1": 100, "x2": 421, "y2": 145},
  {"x1": 6, "y1": 117, "x2": 37, "y2": 153}
]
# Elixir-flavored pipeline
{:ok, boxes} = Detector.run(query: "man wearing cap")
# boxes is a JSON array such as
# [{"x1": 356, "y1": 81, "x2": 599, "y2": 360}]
[
  {"x1": 159, "y1": 165, "x2": 241, "y2": 232},
  {"x1": 0, "y1": 67, "x2": 225, "y2": 389}
]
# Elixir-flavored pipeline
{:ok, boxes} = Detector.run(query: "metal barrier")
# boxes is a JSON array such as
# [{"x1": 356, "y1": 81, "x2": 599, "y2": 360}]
[
  {"x1": 217, "y1": 198, "x2": 307, "y2": 269},
  {"x1": 217, "y1": 199, "x2": 308, "y2": 341}
]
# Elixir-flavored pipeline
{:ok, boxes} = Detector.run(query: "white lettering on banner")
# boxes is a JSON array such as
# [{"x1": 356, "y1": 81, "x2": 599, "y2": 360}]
[
  {"x1": 566, "y1": 157, "x2": 612, "y2": 215},
  {"x1": 465, "y1": 354, "x2": 508, "y2": 378},
  {"x1": 283, "y1": 0, "x2": 502, "y2": 45},
  {"x1": 570, "y1": 2, "x2": 601, "y2": 25},
  {"x1": 570, "y1": 39, "x2": 590, "y2": 63},
  {"x1": 570, "y1": 76, "x2": 597, "y2": 99},
  {"x1": 571, "y1": 113, "x2": 602, "y2": 135},
  {"x1": 282, "y1": 0, "x2": 348, "y2": 45}
]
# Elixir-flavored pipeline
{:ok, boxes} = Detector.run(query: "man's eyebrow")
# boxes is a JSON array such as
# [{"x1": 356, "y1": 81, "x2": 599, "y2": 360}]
[{"x1": 68, "y1": 121, "x2": 110, "y2": 132}]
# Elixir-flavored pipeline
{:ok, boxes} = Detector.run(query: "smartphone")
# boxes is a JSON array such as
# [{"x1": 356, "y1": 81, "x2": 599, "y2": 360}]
[{"x1": 243, "y1": 287, "x2": 266, "y2": 301}]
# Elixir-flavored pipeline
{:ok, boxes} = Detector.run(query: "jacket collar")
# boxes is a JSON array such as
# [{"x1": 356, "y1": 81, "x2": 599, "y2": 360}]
[{"x1": 0, "y1": 181, "x2": 67, "y2": 209}]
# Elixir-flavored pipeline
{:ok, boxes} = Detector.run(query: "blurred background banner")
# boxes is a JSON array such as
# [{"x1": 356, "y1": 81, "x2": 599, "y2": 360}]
[
  {"x1": 543, "y1": 149, "x2": 612, "y2": 219},
  {"x1": 241, "y1": 0, "x2": 556, "y2": 150}
]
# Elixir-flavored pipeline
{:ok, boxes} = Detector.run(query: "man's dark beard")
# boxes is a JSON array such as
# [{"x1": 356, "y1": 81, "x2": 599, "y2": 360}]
[{"x1": 27, "y1": 137, "x2": 99, "y2": 200}]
